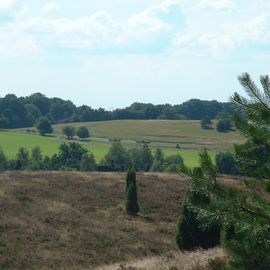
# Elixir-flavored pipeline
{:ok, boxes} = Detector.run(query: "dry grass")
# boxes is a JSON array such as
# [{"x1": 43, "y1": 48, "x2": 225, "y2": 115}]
[
  {"x1": 0, "y1": 172, "x2": 190, "y2": 270},
  {"x1": 96, "y1": 248, "x2": 227, "y2": 270},
  {"x1": 1, "y1": 172, "x2": 266, "y2": 270},
  {"x1": 1, "y1": 171, "x2": 247, "y2": 270}
]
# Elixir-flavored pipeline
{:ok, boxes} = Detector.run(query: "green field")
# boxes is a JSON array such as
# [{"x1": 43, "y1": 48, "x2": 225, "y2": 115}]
[
  {"x1": 0, "y1": 131, "x2": 109, "y2": 162},
  {"x1": 1, "y1": 120, "x2": 243, "y2": 167}
]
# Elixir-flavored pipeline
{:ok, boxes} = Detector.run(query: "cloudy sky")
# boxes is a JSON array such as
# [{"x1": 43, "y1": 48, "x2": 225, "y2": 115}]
[{"x1": 0, "y1": 0, "x2": 269, "y2": 109}]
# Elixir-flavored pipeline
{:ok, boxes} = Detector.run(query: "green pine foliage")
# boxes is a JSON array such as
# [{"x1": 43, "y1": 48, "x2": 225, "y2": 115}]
[
  {"x1": 215, "y1": 152, "x2": 240, "y2": 175},
  {"x1": 199, "y1": 149, "x2": 217, "y2": 183},
  {"x1": 178, "y1": 73, "x2": 270, "y2": 270},
  {"x1": 176, "y1": 151, "x2": 221, "y2": 251},
  {"x1": 231, "y1": 73, "x2": 270, "y2": 179},
  {"x1": 125, "y1": 167, "x2": 139, "y2": 215}
]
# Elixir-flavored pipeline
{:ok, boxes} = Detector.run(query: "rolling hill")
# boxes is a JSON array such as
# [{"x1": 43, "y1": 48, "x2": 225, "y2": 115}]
[{"x1": 0, "y1": 120, "x2": 244, "y2": 167}]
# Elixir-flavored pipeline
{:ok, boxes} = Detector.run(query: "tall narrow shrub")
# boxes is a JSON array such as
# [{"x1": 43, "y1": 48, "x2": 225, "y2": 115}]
[{"x1": 125, "y1": 167, "x2": 139, "y2": 215}]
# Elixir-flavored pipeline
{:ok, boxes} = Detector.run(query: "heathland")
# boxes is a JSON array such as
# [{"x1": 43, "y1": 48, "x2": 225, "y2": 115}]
[{"x1": 0, "y1": 171, "x2": 236, "y2": 270}]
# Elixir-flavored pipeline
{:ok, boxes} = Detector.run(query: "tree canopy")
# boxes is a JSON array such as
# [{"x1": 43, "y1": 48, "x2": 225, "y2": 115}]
[
  {"x1": 36, "y1": 117, "x2": 53, "y2": 136},
  {"x1": 0, "y1": 93, "x2": 241, "y2": 129}
]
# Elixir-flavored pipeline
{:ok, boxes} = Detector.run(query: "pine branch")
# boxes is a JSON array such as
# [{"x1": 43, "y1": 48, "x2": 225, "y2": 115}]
[
  {"x1": 231, "y1": 93, "x2": 257, "y2": 111},
  {"x1": 241, "y1": 205, "x2": 270, "y2": 223},
  {"x1": 261, "y1": 75, "x2": 270, "y2": 99},
  {"x1": 238, "y1": 73, "x2": 270, "y2": 112}
]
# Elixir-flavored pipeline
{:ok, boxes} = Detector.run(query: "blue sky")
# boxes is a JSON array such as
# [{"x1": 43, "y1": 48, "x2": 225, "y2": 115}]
[{"x1": 0, "y1": 0, "x2": 269, "y2": 109}]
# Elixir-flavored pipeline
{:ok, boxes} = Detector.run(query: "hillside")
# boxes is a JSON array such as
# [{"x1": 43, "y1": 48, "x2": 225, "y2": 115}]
[
  {"x1": 0, "y1": 171, "x2": 229, "y2": 270},
  {"x1": 52, "y1": 120, "x2": 243, "y2": 150},
  {"x1": 1, "y1": 120, "x2": 244, "y2": 167}
]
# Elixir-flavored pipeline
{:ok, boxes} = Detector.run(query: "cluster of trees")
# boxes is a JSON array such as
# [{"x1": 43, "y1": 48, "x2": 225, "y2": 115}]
[
  {"x1": 0, "y1": 92, "x2": 241, "y2": 129},
  {"x1": 0, "y1": 144, "x2": 96, "y2": 172},
  {"x1": 62, "y1": 126, "x2": 90, "y2": 140},
  {"x1": 100, "y1": 143, "x2": 184, "y2": 173},
  {"x1": 0, "y1": 142, "x2": 184, "y2": 173},
  {"x1": 201, "y1": 116, "x2": 233, "y2": 132},
  {"x1": 35, "y1": 117, "x2": 90, "y2": 141},
  {"x1": 177, "y1": 73, "x2": 270, "y2": 269},
  {"x1": 0, "y1": 143, "x2": 243, "y2": 177}
]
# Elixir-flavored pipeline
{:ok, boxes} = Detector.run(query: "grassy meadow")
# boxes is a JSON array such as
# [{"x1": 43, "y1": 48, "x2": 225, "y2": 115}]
[{"x1": 0, "y1": 120, "x2": 243, "y2": 167}]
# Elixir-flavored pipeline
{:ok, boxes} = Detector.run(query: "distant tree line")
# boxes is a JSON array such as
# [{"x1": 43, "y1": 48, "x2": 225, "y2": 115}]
[
  {"x1": 0, "y1": 142, "x2": 186, "y2": 173},
  {"x1": 0, "y1": 93, "x2": 242, "y2": 129},
  {"x1": 0, "y1": 141, "x2": 243, "y2": 177}
]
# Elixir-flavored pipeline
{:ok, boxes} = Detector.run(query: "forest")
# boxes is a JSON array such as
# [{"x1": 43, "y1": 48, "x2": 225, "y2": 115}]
[{"x1": 0, "y1": 93, "x2": 240, "y2": 128}]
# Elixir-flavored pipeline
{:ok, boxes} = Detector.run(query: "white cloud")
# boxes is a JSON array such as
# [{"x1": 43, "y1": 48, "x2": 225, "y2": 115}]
[
  {"x1": 21, "y1": 11, "x2": 123, "y2": 50},
  {"x1": 225, "y1": 15, "x2": 270, "y2": 44},
  {"x1": 128, "y1": 0, "x2": 183, "y2": 31},
  {"x1": 0, "y1": 0, "x2": 16, "y2": 11},
  {"x1": 175, "y1": 14, "x2": 270, "y2": 55},
  {"x1": 19, "y1": 0, "x2": 185, "y2": 53},
  {"x1": 0, "y1": 29, "x2": 39, "y2": 56},
  {"x1": 197, "y1": 0, "x2": 236, "y2": 12},
  {"x1": 1, "y1": 0, "x2": 268, "y2": 57},
  {"x1": 42, "y1": 2, "x2": 60, "y2": 13}
]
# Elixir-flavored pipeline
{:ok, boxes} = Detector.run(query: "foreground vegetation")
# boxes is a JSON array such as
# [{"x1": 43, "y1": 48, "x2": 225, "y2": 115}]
[
  {"x1": 96, "y1": 248, "x2": 226, "y2": 270},
  {"x1": 177, "y1": 73, "x2": 270, "y2": 269},
  {"x1": 0, "y1": 172, "x2": 189, "y2": 269}
]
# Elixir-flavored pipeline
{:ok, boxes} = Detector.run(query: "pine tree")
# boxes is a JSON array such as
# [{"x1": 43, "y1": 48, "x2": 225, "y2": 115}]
[
  {"x1": 232, "y1": 73, "x2": 270, "y2": 179},
  {"x1": 177, "y1": 73, "x2": 270, "y2": 269},
  {"x1": 125, "y1": 167, "x2": 139, "y2": 215},
  {"x1": 176, "y1": 151, "x2": 221, "y2": 251}
]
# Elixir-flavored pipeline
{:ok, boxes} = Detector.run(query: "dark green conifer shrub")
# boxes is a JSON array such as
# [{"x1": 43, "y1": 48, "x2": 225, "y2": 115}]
[
  {"x1": 176, "y1": 177, "x2": 221, "y2": 251},
  {"x1": 125, "y1": 167, "x2": 139, "y2": 215}
]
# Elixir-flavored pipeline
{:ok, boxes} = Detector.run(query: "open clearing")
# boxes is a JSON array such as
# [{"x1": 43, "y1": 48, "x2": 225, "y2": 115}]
[
  {"x1": 0, "y1": 171, "x2": 230, "y2": 270},
  {"x1": 52, "y1": 120, "x2": 243, "y2": 150},
  {"x1": 1, "y1": 120, "x2": 244, "y2": 167}
]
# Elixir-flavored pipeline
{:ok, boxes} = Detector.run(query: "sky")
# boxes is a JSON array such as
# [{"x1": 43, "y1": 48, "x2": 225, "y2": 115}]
[{"x1": 0, "y1": 0, "x2": 269, "y2": 109}]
